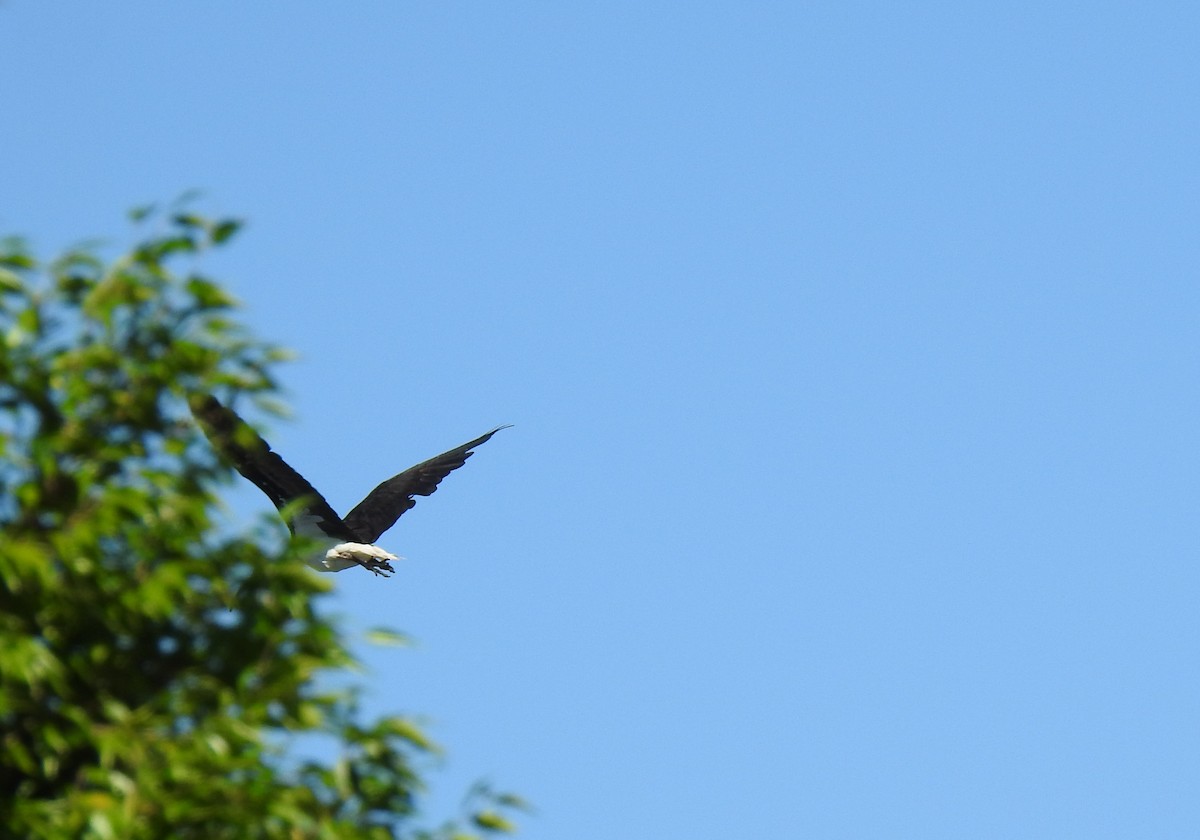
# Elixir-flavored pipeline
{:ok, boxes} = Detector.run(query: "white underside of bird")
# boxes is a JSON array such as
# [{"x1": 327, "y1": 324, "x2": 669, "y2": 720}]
[
  {"x1": 296, "y1": 513, "x2": 400, "y2": 573},
  {"x1": 311, "y1": 541, "x2": 401, "y2": 573}
]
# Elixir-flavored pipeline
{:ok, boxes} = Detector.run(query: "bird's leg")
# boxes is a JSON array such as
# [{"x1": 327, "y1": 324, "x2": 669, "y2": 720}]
[{"x1": 362, "y1": 556, "x2": 395, "y2": 577}]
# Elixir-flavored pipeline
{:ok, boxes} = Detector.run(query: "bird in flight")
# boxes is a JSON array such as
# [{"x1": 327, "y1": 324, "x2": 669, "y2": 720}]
[{"x1": 191, "y1": 394, "x2": 507, "y2": 576}]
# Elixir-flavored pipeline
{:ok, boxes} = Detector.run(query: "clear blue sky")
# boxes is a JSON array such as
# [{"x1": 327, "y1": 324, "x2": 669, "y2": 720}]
[{"x1": 4, "y1": 3, "x2": 1198, "y2": 837}]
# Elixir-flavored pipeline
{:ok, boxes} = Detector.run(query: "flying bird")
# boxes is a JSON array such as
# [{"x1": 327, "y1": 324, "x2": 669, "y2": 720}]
[{"x1": 191, "y1": 394, "x2": 507, "y2": 576}]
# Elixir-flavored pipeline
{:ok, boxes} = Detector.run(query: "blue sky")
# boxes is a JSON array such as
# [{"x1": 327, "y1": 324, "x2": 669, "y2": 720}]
[{"x1": 4, "y1": 2, "x2": 1199, "y2": 837}]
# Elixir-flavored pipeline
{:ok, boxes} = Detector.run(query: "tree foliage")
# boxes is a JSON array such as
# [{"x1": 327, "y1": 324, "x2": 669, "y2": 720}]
[{"x1": 0, "y1": 210, "x2": 525, "y2": 839}]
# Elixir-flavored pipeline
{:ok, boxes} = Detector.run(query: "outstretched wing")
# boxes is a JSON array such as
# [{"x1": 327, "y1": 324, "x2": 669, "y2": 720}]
[
  {"x1": 342, "y1": 426, "x2": 510, "y2": 544},
  {"x1": 189, "y1": 394, "x2": 354, "y2": 541}
]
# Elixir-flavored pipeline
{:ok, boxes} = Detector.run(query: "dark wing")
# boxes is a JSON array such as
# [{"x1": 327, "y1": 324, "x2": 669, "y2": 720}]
[
  {"x1": 342, "y1": 425, "x2": 510, "y2": 544},
  {"x1": 189, "y1": 394, "x2": 354, "y2": 540}
]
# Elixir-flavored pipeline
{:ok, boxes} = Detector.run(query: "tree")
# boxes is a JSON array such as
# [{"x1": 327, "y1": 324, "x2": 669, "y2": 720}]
[{"x1": 0, "y1": 209, "x2": 526, "y2": 839}]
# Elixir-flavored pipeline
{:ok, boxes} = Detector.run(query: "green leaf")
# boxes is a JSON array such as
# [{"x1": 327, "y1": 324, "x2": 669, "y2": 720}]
[
  {"x1": 148, "y1": 235, "x2": 197, "y2": 258},
  {"x1": 86, "y1": 811, "x2": 117, "y2": 840},
  {"x1": 211, "y1": 219, "x2": 243, "y2": 244},
  {"x1": 473, "y1": 811, "x2": 517, "y2": 833},
  {"x1": 16, "y1": 305, "x2": 40, "y2": 336},
  {"x1": 128, "y1": 203, "x2": 157, "y2": 222},
  {"x1": 495, "y1": 792, "x2": 534, "y2": 811},
  {"x1": 186, "y1": 276, "x2": 238, "y2": 310},
  {"x1": 0, "y1": 267, "x2": 24, "y2": 293},
  {"x1": 172, "y1": 213, "x2": 207, "y2": 230},
  {"x1": 0, "y1": 239, "x2": 36, "y2": 269},
  {"x1": 364, "y1": 627, "x2": 412, "y2": 647}
]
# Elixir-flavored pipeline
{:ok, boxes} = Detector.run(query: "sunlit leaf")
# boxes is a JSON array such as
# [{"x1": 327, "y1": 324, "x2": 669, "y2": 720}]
[
  {"x1": 0, "y1": 243, "x2": 36, "y2": 269},
  {"x1": 186, "y1": 275, "x2": 238, "y2": 310},
  {"x1": 473, "y1": 811, "x2": 517, "y2": 833},
  {"x1": 0, "y1": 267, "x2": 24, "y2": 293},
  {"x1": 364, "y1": 627, "x2": 412, "y2": 647}
]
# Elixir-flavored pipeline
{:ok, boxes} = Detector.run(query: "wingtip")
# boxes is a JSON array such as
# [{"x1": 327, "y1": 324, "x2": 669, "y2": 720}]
[{"x1": 479, "y1": 423, "x2": 513, "y2": 443}]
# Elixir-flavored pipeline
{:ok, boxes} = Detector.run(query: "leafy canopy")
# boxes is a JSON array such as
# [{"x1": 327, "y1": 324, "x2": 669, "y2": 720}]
[{"x1": 0, "y1": 210, "x2": 525, "y2": 839}]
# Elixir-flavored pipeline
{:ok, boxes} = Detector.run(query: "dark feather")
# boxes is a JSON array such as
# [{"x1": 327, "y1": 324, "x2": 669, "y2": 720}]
[
  {"x1": 343, "y1": 426, "x2": 510, "y2": 544},
  {"x1": 189, "y1": 394, "x2": 355, "y2": 540}
]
